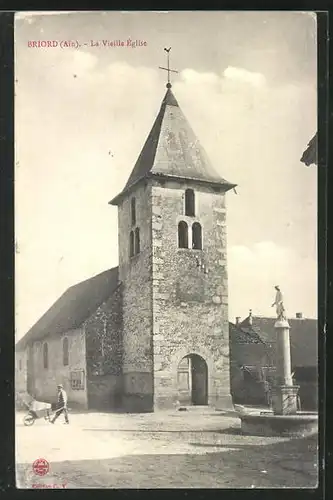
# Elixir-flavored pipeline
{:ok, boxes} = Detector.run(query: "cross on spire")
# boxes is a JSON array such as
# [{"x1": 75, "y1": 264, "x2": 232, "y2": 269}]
[{"x1": 159, "y1": 47, "x2": 178, "y2": 88}]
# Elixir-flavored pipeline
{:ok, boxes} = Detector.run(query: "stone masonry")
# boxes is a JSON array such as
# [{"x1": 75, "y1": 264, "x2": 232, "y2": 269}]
[
  {"x1": 151, "y1": 179, "x2": 233, "y2": 409},
  {"x1": 114, "y1": 177, "x2": 233, "y2": 411},
  {"x1": 84, "y1": 284, "x2": 123, "y2": 410},
  {"x1": 29, "y1": 329, "x2": 88, "y2": 408},
  {"x1": 117, "y1": 181, "x2": 154, "y2": 411},
  {"x1": 16, "y1": 348, "x2": 28, "y2": 394}
]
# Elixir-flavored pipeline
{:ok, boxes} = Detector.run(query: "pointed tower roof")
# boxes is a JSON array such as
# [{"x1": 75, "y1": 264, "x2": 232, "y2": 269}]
[{"x1": 110, "y1": 86, "x2": 236, "y2": 205}]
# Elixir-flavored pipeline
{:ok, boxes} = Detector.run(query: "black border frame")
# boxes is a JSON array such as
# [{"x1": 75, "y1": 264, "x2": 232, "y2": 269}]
[{"x1": 0, "y1": 8, "x2": 330, "y2": 499}]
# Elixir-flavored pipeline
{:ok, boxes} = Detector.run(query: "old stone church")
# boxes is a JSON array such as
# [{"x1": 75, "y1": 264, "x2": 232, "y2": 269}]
[{"x1": 16, "y1": 83, "x2": 238, "y2": 412}]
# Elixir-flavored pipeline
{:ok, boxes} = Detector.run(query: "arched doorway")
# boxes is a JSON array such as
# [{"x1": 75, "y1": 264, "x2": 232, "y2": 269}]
[{"x1": 177, "y1": 354, "x2": 208, "y2": 406}]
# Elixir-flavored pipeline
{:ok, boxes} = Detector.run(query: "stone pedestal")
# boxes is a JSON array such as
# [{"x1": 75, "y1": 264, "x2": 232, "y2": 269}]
[
  {"x1": 272, "y1": 318, "x2": 300, "y2": 416},
  {"x1": 271, "y1": 385, "x2": 300, "y2": 415},
  {"x1": 274, "y1": 319, "x2": 293, "y2": 385}
]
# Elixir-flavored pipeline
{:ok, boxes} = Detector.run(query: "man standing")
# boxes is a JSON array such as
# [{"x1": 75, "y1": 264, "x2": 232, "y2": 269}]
[{"x1": 50, "y1": 384, "x2": 69, "y2": 424}]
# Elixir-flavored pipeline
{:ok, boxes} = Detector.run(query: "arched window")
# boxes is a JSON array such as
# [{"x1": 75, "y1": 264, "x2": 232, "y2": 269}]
[
  {"x1": 135, "y1": 227, "x2": 140, "y2": 254},
  {"x1": 185, "y1": 189, "x2": 195, "y2": 216},
  {"x1": 63, "y1": 337, "x2": 69, "y2": 366},
  {"x1": 129, "y1": 230, "x2": 134, "y2": 257},
  {"x1": 43, "y1": 342, "x2": 48, "y2": 369},
  {"x1": 131, "y1": 197, "x2": 136, "y2": 226},
  {"x1": 178, "y1": 221, "x2": 188, "y2": 248},
  {"x1": 192, "y1": 222, "x2": 202, "y2": 250}
]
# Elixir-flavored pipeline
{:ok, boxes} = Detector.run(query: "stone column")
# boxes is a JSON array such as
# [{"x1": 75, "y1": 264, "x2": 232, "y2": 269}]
[{"x1": 271, "y1": 319, "x2": 300, "y2": 415}]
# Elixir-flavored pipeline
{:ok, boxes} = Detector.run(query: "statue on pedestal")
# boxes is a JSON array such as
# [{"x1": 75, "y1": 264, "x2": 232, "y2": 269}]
[{"x1": 271, "y1": 285, "x2": 287, "y2": 321}]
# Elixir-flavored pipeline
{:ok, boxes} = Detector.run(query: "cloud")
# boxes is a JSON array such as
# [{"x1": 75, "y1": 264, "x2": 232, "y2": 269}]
[
  {"x1": 223, "y1": 66, "x2": 266, "y2": 87},
  {"x1": 72, "y1": 50, "x2": 98, "y2": 73},
  {"x1": 181, "y1": 69, "x2": 220, "y2": 86}
]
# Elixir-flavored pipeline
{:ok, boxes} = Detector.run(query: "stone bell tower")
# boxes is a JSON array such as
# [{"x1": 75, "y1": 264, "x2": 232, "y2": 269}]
[{"x1": 110, "y1": 77, "x2": 236, "y2": 412}]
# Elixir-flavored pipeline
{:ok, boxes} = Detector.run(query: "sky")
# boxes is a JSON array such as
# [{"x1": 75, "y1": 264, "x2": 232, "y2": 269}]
[{"x1": 14, "y1": 11, "x2": 317, "y2": 340}]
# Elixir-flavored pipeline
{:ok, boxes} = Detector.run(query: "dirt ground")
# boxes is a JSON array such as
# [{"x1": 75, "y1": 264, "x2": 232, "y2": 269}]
[{"x1": 15, "y1": 408, "x2": 318, "y2": 489}]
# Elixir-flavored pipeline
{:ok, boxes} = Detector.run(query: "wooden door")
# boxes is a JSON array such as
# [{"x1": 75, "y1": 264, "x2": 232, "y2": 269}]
[{"x1": 191, "y1": 355, "x2": 208, "y2": 405}]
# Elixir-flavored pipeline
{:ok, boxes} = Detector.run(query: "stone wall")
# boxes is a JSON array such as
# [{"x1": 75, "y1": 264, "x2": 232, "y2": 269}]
[
  {"x1": 87, "y1": 375, "x2": 122, "y2": 410},
  {"x1": 84, "y1": 285, "x2": 123, "y2": 410},
  {"x1": 15, "y1": 347, "x2": 28, "y2": 394},
  {"x1": 151, "y1": 179, "x2": 233, "y2": 409},
  {"x1": 30, "y1": 328, "x2": 88, "y2": 408},
  {"x1": 117, "y1": 181, "x2": 154, "y2": 412}
]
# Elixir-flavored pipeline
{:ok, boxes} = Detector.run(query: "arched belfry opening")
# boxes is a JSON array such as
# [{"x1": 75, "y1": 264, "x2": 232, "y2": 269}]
[
  {"x1": 178, "y1": 221, "x2": 188, "y2": 248},
  {"x1": 177, "y1": 354, "x2": 208, "y2": 406},
  {"x1": 185, "y1": 189, "x2": 195, "y2": 216},
  {"x1": 192, "y1": 222, "x2": 202, "y2": 249}
]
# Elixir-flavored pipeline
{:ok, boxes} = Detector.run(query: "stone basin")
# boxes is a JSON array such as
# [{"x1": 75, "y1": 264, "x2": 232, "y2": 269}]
[{"x1": 240, "y1": 412, "x2": 318, "y2": 437}]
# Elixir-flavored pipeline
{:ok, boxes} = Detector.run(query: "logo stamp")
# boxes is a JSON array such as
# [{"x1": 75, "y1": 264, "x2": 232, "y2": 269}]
[{"x1": 32, "y1": 458, "x2": 49, "y2": 476}]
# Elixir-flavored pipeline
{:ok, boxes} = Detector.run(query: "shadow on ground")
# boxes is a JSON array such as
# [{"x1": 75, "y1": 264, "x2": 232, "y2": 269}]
[{"x1": 17, "y1": 434, "x2": 318, "y2": 489}]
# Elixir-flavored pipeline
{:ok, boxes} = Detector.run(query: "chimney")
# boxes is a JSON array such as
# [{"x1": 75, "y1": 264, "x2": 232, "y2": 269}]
[
  {"x1": 296, "y1": 312, "x2": 303, "y2": 319},
  {"x1": 248, "y1": 309, "x2": 253, "y2": 326},
  {"x1": 235, "y1": 317, "x2": 241, "y2": 325}
]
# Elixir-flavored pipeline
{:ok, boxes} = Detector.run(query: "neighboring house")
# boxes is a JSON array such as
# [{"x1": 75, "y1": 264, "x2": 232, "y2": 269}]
[
  {"x1": 229, "y1": 315, "x2": 275, "y2": 406},
  {"x1": 300, "y1": 132, "x2": 317, "y2": 166},
  {"x1": 229, "y1": 312, "x2": 318, "y2": 410}
]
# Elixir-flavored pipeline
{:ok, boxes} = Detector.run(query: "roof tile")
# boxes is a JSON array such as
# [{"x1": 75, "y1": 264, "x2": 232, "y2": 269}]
[{"x1": 237, "y1": 315, "x2": 318, "y2": 367}]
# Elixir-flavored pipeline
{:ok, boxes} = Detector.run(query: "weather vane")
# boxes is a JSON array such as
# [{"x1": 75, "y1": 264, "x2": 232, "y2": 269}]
[{"x1": 159, "y1": 47, "x2": 178, "y2": 88}]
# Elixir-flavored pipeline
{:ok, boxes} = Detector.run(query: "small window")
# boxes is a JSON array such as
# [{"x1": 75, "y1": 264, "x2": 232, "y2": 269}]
[
  {"x1": 185, "y1": 189, "x2": 195, "y2": 216},
  {"x1": 131, "y1": 197, "x2": 136, "y2": 226},
  {"x1": 135, "y1": 227, "x2": 140, "y2": 254},
  {"x1": 63, "y1": 337, "x2": 69, "y2": 366},
  {"x1": 70, "y1": 370, "x2": 85, "y2": 390},
  {"x1": 192, "y1": 222, "x2": 202, "y2": 249},
  {"x1": 178, "y1": 221, "x2": 188, "y2": 248},
  {"x1": 43, "y1": 342, "x2": 48, "y2": 369},
  {"x1": 129, "y1": 230, "x2": 134, "y2": 257}
]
